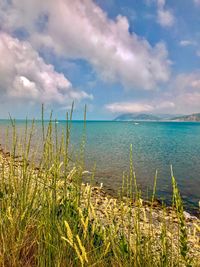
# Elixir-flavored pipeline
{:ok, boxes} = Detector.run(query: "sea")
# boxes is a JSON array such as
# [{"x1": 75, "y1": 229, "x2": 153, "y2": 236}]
[{"x1": 0, "y1": 119, "x2": 200, "y2": 214}]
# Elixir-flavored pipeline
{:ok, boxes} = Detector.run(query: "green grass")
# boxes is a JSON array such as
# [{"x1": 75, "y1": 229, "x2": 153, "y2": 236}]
[{"x1": 0, "y1": 107, "x2": 199, "y2": 266}]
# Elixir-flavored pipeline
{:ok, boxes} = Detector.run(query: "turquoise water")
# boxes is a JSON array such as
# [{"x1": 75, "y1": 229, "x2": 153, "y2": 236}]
[{"x1": 0, "y1": 120, "x2": 200, "y2": 214}]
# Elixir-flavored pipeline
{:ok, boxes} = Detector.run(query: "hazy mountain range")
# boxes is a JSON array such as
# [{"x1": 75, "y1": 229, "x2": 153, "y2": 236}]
[
  {"x1": 114, "y1": 113, "x2": 200, "y2": 122},
  {"x1": 171, "y1": 113, "x2": 200, "y2": 122}
]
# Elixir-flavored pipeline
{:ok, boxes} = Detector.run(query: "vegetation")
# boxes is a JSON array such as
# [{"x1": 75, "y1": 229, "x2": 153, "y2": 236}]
[{"x1": 0, "y1": 106, "x2": 199, "y2": 266}]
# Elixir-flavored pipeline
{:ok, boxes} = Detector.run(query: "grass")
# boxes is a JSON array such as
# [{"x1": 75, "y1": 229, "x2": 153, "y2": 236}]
[{"x1": 0, "y1": 107, "x2": 199, "y2": 266}]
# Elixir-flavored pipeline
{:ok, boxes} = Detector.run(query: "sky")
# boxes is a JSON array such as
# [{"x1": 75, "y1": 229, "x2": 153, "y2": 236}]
[{"x1": 0, "y1": 0, "x2": 200, "y2": 119}]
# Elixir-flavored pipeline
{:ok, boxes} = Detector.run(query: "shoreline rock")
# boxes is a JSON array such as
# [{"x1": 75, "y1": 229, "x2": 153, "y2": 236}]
[{"x1": 1, "y1": 148, "x2": 200, "y2": 260}]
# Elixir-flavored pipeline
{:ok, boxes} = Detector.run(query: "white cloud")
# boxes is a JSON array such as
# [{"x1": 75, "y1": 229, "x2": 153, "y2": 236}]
[
  {"x1": 164, "y1": 71, "x2": 200, "y2": 113},
  {"x1": 0, "y1": 32, "x2": 92, "y2": 104},
  {"x1": 157, "y1": 9, "x2": 174, "y2": 27},
  {"x1": 179, "y1": 40, "x2": 196, "y2": 47},
  {"x1": 106, "y1": 70, "x2": 200, "y2": 115},
  {"x1": 156, "y1": 101, "x2": 175, "y2": 109},
  {"x1": 173, "y1": 72, "x2": 200, "y2": 91},
  {"x1": 106, "y1": 102, "x2": 154, "y2": 113},
  {"x1": 194, "y1": 0, "x2": 200, "y2": 5},
  {"x1": 196, "y1": 50, "x2": 200, "y2": 57},
  {"x1": 0, "y1": 0, "x2": 171, "y2": 90},
  {"x1": 105, "y1": 100, "x2": 174, "y2": 113},
  {"x1": 156, "y1": 0, "x2": 175, "y2": 27}
]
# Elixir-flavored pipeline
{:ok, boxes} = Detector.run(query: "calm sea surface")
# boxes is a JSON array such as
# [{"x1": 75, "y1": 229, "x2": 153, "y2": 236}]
[{"x1": 0, "y1": 120, "x2": 200, "y2": 214}]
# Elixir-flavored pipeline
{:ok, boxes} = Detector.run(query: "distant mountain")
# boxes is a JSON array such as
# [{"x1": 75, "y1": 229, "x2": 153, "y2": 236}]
[
  {"x1": 171, "y1": 113, "x2": 200, "y2": 122},
  {"x1": 114, "y1": 113, "x2": 161, "y2": 121},
  {"x1": 114, "y1": 112, "x2": 200, "y2": 122}
]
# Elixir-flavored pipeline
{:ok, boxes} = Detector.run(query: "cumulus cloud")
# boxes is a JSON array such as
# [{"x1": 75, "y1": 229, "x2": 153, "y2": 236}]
[
  {"x1": 0, "y1": 32, "x2": 92, "y2": 104},
  {"x1": 105, "y1": 70, "x2": 200, "y2": 116},
  {"x1": 105, "y1": 100, "x2": 174, "y2": 113},
  {"x1": 156, "y1": 0, "x2": 175, "y2": 27},
  {"x1": 0, "y1": 0, "x2": 171, "y2": 90},
  {"x1": 173, "y1": 72, "x2": 200, "y2": 92},
  {"x1": 162, "y1": 71, "x2": 200, "y2": 114}
]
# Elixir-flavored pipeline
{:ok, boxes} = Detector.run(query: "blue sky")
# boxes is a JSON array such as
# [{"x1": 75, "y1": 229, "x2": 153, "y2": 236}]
[{"x1": 0, "y1": 0, "x2": 200, "y2": 119}]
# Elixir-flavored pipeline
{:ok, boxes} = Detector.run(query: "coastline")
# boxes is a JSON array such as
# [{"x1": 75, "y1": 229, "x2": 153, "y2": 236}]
[{"x1": 1, "y1": 147, "x2": 200, "y2": 262}]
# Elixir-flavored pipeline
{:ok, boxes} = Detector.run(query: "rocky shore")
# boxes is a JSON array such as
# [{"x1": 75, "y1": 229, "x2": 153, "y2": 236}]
[
  {"x1": 79, "y1": 184, "x2": 200, "y2": 260},
  {"x1": 0, "y1": 146, "x2": 200, "y2": 263}
]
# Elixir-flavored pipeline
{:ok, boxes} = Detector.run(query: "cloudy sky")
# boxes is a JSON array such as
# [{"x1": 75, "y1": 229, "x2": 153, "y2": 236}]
[{"x1": 0, "y1": 0, "x2": 200, "y2": 119}]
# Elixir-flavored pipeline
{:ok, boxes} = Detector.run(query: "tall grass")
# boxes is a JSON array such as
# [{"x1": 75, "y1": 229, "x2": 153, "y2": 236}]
[{"x1": 0, "y1": 108, "x2": 199, "y2": 266}]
